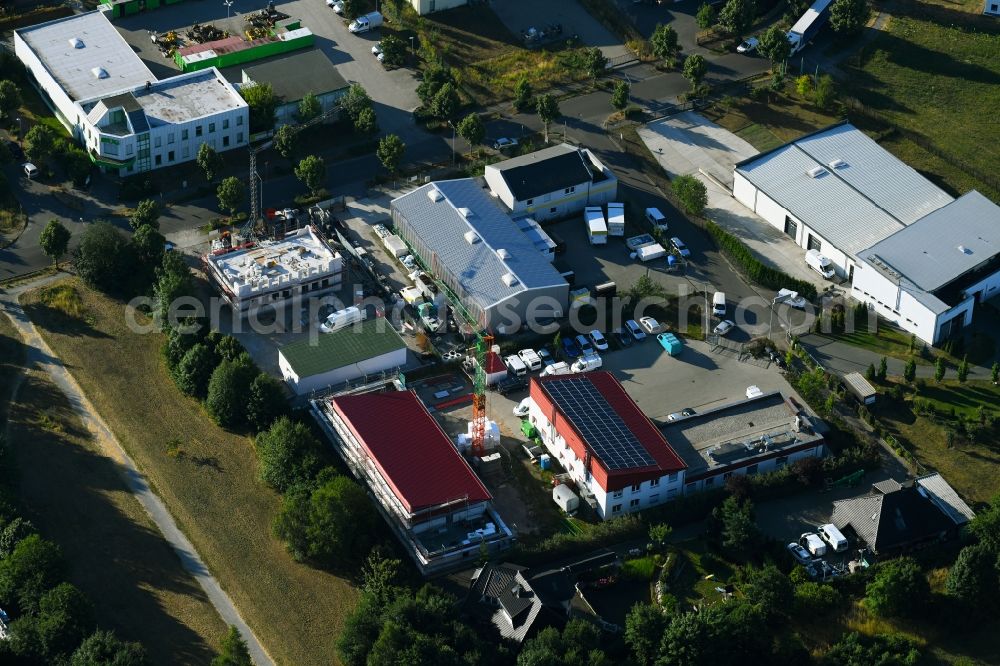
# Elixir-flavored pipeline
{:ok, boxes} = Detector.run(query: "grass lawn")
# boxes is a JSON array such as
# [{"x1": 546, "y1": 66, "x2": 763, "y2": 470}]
[
  {"x1": 669, "y1": 540, "x2": 736, "y2": 607},
  {"x1": 620, "y1": 555, "x2": 658, "y2": 581},
  {"x1": 22, "y1": 279, "x2": 359, "y2": 666},
  {"x1": 703, "y1": 89, "x2": 842, "y2": 151},
  {"x1": 821, "y1": 319, "x2": 996, "y2": 368},
  {"x1": 847, "y1": 9, "x2": 1000, "y2": 201}
]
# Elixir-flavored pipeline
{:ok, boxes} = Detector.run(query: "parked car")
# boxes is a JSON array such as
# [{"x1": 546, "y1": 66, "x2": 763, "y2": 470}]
[
  {"x1": 737, "y1": 37, "x2": 759, "y2": 53},
  {"x1": 613, "y1": 328, "x2": 632, "y2": 347},
  {"x1": 537, "y1": 347, "x2": 555, "y2": 367},
  {"x1": 713, "y1": 319, "x2": 735, "y2": 336},
  {"x1": 626, "y1": 319, "x2": 647, "y2": 340},
  {"x1": 818, "y1": 524, "x2": 849, "y2": 552},
  {"x1": 681, "y1": 407, "x2": 696, "y2": 417},
  {"x1": 774, "y1": 288, "x2": 807, "y2": 309},
  {"x1": 371, "y1": 43, "x2": 385, "y2": 62},
  {"x1": 575, "y1": 334, "x2": 595, "y2": 356},
  {"x1": 670, "y1": 237, "x2": 691, "y2": 258},
  {"x1": 799, "y1": 532, "x2": 828, "y2": 557},
  {"x1": 639, "y1": 316, "x2": 661, "y2": 334},
  {"x1": 495, "y1": 375, "x2": 527, "y2": 395},
  {"x1": 326, "y1": 0, "x2": 344, "y2": 10},
  {"x1": 5, "y1": 140, "x2": 23, "y2": 161},
  {"x1": 561, "y1": 336, "x2": 582, "y2": 358},
  {"x1": 513, "y1": 398, "x2": 531, "y2": 417},
  {"x1": 23, "y1": 162, "x2": 38, "y2": 179},
  {"x1": 666, "y1": 408, "x2": 696, "y2": 422},
  {"x1": 492, "y1": 137, "x2": 518, "y2": 150},
  {"x1": 786, "y1": 542, "x2": 814, "y2": 566},
  {"x1": 588, "y1": 330, "x2": 609, "y2": 351}
]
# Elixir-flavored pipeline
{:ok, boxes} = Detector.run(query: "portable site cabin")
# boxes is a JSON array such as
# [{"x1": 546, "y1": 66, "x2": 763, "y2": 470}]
[
  {"x1": 843, "y1": 371, "x2": 877, "y2": 405},
  {"x1": 553, "y1": 483, "x2": 580, "y2": 513},
  {"x1": 658, "y1": 332, "x2": 683, "y2": 356},
  {"x1": 382, "y1": 234, "x2": 408, "y2": 258},
  {"x1": 637, "y1": 243, "x2": 666, "y2": 262},
  {"x1": 606, "y1": 202, "x2": 625, "y2": 237},
  {"x1": 584, "y1": 207, "x2": 608, "y2": 245}
]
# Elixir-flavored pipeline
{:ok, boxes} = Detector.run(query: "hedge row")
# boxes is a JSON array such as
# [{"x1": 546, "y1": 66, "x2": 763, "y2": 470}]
[{"x1": 706, "y1": 221, "x2": 818, "y2": 301}]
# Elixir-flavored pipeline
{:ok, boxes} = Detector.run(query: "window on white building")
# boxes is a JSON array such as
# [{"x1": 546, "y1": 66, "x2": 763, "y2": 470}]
[
  {"x1": 611, "y1": 504, "x2": 622, "y2": 514},
  {"x1": 223, "y1": 119, "x2": 229, "y2": 130},
  {"x1": 650, "y1": 478, "x2": 660, "y2": 488},
  {"x1": 237, "y1": 133, "x2": 244, "y2": 144},
  {"x1": 182, "y1": 146, "x2": 189, "y2": 159},
  {"x1": 631, "y1": 483, "x2": 641, "y2": 493},
  {"x1": 564, "y1": 186, "x2": 575, "y2": 194},
  {"x1": 704, "y1": 477, "x2": 715, "y2": 487},
  {"x1": 237, "y1": 116, "x2": 244, "y2": 126},
  {"x1": 209, "y1": 122, "x2": 216, "y2": 133},
  {"x1": 612, "y1": 489, "x2": 623, "y2": 499},
  {"x1": 182, "y1": 129, "x2": 189, "y2": 140},
  {"x1": 629, "y1": 499, "x2": 640, "y2": 508},
  {"x1": 667, "y1": 472, "x2": 678, "y2": 482},
  {"x1": 196, "y1": 126, "x2": 203, "y2": 137}
]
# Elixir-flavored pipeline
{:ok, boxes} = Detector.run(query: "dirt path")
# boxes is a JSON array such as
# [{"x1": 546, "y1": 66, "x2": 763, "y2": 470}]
[{"x1": 0, "y1": 273, "x2": 274, "y2": 666}]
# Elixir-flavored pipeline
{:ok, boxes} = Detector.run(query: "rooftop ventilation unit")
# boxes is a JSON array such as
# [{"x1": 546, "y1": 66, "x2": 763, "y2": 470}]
[
  {"x1": 497, "y1": 248, "x2": 511, "y2": 260},
  {"x1": 807, "y1": 166, "x2": 827, "y2": 179},
  {"x1": 501, "y1": 272, "x2": 518, "y2": 287},
  {"x1": 69, "y1": 37, "x2": 84, "y2": 49},
  {"x1": 828, "y1": 159, "x2": 847, "y2": 169},
  {"x1": 458, "y1": 207, "x2": 473, "y2": 218},
  {"x1": 957, "y1": 245, "x2": 972, "y2": 255},
  {"x1": 91, "y1": 67, "x2": 108, "y2": 79},
  {"x1": 464, "y1": 230, "x2": 480, "y2": 245},
  {"x1": 427, "y1": 187, "x2": 443, "y2": 203}
]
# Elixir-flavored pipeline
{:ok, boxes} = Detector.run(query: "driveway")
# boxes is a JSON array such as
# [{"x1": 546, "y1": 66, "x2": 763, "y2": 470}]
[
  {"x1": 490, "y1": 0, "x2": 630, "y2": 60},
  {"x1": 638, "y1": 112, "x2": 828, "y2": 293}
]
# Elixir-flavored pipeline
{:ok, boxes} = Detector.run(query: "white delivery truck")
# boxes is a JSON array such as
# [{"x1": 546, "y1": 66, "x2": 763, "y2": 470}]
[
  {"x1": 584, "y1": 206, "x2": 608, "y2": 245},
  {"x1": 606, "y1": 202, "x2": 625, "y2": 237},
  {"x1": 636, "y1": 243, "x2": 667, "y2": 262},
  {"x1": 320, "y1": 306, "x2": 365, "y2": 333},
  {"x1": 712, "y1": 291, "x2": 727, "y2": 317},
  {"x1": 571, "y1": 353, "x2": 603, "y2": 373},
  {"x1": 349, "y1": 11, "x2": 383, "y2": 33},
  {"x1": 805, "y1": 249, "x2": 835, "y2": 279},
  {"x1": 787, "y1": 0, "x2": 833, "y2": 54},
  {"x1": 540, "y1": 361, "x2": 571, "y2": 376}
]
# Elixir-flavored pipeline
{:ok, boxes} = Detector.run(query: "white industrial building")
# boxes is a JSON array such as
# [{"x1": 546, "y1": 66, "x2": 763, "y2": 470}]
[
  {"x1": 390, "y1": 179, "x2": 568, "y2": 331},
  {"x1": 204, "y1": 226, "x2": 343, "y2": 315},
  {"x1": 408, "y1": 0, "x2": 467, "y2": 14},
  {"x1": 485, "y1": 143, "x2": 618, "y2": 223},
  {"x1": 15, "y1": 11, "x2": 248, "y2": 174},
  {"x1": 733, "y1": 122, "x2": 1000, "y2": 344}
]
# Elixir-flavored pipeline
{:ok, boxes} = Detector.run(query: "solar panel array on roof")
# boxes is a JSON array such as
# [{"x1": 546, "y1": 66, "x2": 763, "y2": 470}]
[{"x1": 545, "y1": 377, "x2": 655, "y2": 470}]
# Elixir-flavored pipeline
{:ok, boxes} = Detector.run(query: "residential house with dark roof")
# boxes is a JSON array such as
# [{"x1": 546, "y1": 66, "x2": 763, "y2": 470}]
[
  {"x1": 831, "y1": 474, "x2": 974, "y2": 556},
  {"x1": 527, "y1": 372, "x2": 687, "y2": 520},
  {"x1": 312, "y1": 390, "x2": 513, "y2": 575},
  {"x1": 485, "y1": 143, "x2": 618, "y2": 222}
]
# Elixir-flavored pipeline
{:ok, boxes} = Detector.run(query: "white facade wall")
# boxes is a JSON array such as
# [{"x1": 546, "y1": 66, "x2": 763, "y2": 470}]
[
  {"x1": 527, "y1": 400, "x2": 685, "y2": 521},
  {"x1": 410, "y1": 0, "x2": 467, "y2": 14},
  {"x1": 13, "y1": 31, "x2": 78, "y2": 136},
  {"x1": 851, "y1": 264, "x2": 942, "y2": 344},
  {"x1": 683, "y1": 444, "x2": 824, "y2": 494},
  {"x1": 274, "y1": 89, "x2": 347, "y2": 127},
  {"x1": 279, "y1": 346, "x2": 407, "y2": 395},
  {"x1": 985, "y1": 0, "x2": 999, "y2": 15}
]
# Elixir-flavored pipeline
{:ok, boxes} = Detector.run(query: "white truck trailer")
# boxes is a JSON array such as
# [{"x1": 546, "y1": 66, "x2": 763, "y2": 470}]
[
  {"x1": 606, "y1": 202, "x2": 625, "y2": 237},
  {"x1": 584, "y1": 206, "x2": 608, "y2": 245}
]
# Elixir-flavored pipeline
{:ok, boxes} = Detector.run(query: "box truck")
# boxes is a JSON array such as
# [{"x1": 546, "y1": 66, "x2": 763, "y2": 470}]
[
  {"x1": 606, "y1": 202, "x2": 625, "y2": 237},
  {"x1": 571, "y1": 353, "x2": 603, "y2": 373},
  {"x1": 636, "y1": 243, "x2": 667, "y2": 262},
  {"x1": 349, "y1": 11, "x2": 383, "y2": 33},
  {"x1": 584, "y1": 206, "x2": 608, "y2": 245},
  {"x1": 787, "y1": 0, "x2": 833, "y2": 53},
  {"x1": 805, "y1": 249, "x2": 835, "y2": 279}
]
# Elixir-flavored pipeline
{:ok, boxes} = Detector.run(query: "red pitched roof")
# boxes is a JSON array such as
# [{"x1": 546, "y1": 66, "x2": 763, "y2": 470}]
[
  {"x1": 531, "y1": 372, "x2": 686, "y2": 491},
  {"x1": 483, "y1": 351, "x2": 506, "y2": 374},
  {"x1": 329, "y1": 391, "x2": 492, "y2": 513}
]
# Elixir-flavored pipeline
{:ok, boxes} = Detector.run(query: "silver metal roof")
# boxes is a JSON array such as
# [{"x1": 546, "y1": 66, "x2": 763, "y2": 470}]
[
  {"x1": 916, "y1": 473, "x2": 975, "y2": 525},
  {"x1": 862, "y1": 191, "x2": 1000, "y2": 292},
  {"x1": 390, "y1": 179, "x2": 566, "y2": 311},
  {"x1": 736, "y1": 123, "x2": 953, "y2": 259},
  {"x1": 16, "y1": 11, "x2": 153, "y2": 102}
]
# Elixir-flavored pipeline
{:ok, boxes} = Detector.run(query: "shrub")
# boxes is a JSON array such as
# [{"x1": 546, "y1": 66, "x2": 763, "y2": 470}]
[
  {"x1": 254, "y1": 417, "x2": 324, "y2": 492},
  {"x1": 793, "y1": 581, "x2": 842, "y2": 615},
  {"x1": 205, "y1": 360, "x2": 257, "y2": 429},
  {"x1": 865, "y1": 557, "x2": 928, "y2": 619}
]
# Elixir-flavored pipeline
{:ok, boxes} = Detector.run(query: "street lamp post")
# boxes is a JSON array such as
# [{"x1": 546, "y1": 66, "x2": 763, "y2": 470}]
[
  {"x1": 449, "y1": 121, "x2": 456, "y2": 164},
  {"x1": 409, "y1": 36, "x2": 415, "y2": 55},
  {"x1": 223, "y1": 0, "x2": 233, "y2": 20},
  {"x1": 16, "y1": 117, "x2": 23, "y2": 145}
]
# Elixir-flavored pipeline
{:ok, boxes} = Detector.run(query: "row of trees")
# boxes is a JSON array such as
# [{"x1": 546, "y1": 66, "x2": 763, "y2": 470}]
[{"x1": 697, "y1": 0, "x2": 869, "y2": 41}]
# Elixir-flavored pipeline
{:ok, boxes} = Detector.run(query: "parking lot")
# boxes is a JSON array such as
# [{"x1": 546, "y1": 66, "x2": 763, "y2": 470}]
[
  {"x1": 113, "y1": 0, "x2": 421, "y2": 139},
  {"x1": 490, "y1": 0, "x2": 630, "y2": 60}
]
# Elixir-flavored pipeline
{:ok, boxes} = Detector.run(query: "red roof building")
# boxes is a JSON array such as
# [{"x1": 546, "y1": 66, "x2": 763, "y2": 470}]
[
  {"x1": 314, "y1": 390, "x2": 513, "y2": 574},
  {"x1": 528, "y1": 372, "x2": 687, "y2": 519}
]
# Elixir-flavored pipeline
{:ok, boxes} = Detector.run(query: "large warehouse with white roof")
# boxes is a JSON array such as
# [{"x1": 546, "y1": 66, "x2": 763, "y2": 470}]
[
  {"x1": 390, "y1": 178, "x2": 569, "y2": 331},
  {"x1": 15, "y1": 11, "x2": 248, "y2": 175},
  {"x1": 733, "y1": 122, "x2": 1000, "y2": 345}
]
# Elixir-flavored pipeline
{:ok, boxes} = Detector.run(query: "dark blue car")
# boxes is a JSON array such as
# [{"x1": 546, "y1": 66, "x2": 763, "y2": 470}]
[{"x1": 561, "y1": 336, "x2": 582, "y2": 358}]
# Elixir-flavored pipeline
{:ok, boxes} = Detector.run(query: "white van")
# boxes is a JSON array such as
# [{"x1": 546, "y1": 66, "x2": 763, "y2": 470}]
[
  {"x1": 817, "y1": 523, "x2": 848, "y2": 552},
  {"x1": 712, "y1": 291, "x2": 726, "y2": 317},
  {"x1": 540, "y1": 361, "x2": 571, "y2": 377},
  {"x1": 571, "y1": 353, "x2": 603, "y2": 373},
  {"x1": 799, "y1": 532, "x2": 827, "y2": 557},
  {"x1": 320, "y1": 306, "x2": 365, "y2": 333},
  {"x1": 23, "y1": 162, "x2": 38, "y2": 179},
  {"x1": 517, "y1": 348, "x2": 542, "y2": 372},
  {"x1": 645, "y1": 207, "x2": 668, "y2": 231},
  {"x1": 505, "y1": 354, "x2": 528, "y2": 377},
  {"x1": 805, "y1": 249, "x2": 835, "y2": 279}
]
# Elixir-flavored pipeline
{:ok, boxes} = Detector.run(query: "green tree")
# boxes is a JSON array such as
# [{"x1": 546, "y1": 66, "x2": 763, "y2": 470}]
[
  {"x1": 64, "y1": 147, "x2": 93, "y2": 186},
  {"x1": 173, "y1": 342, "x2": 216, "y2": 398},
  {"x1": 946, "y1": 544, "x2": 998, "y2": 609},
  {"x1": 131, "y1": 224, "x2": 166, "y2": 274},
  {"x1": 154, "y1": 254, "x2": 195, "y2": 331},
  {"x1": 431, "y1": 82, "x2": 460, "y2": 119},
  {"x1": 536, "y1": 94, "x2": 560, "y2": 143},
  {"x1": 294, "y1": 155, "x2": 327, "y2": 195},
  {"x1": 793, "y1": 581, "x2": 842, "y2": 615},
  {"x1": 795, "y1": 74, "x2": 814, "y2": 98},
  {"x1": 814, "y1": 74, "x2": 836, "y2": 109},
  {"x1": 197, "y1": 143, "x2": 223, "y2": 182},
  {"x1": 457, "y1": 112, "x2": 485, "y2": 152},
  {"x1": 822, "y1": 631, "x2": 921, "y2": 666},
  {"x1": 343, "y1": 0, "x2": 366, "y2": 19},
  {"x1": 659, "y1": 600, "x2": 769, "y2": 665},
  {"x1": 625, "y1": 603, "x2": 670, "y2": 665},
  {"x1": 739, "y1": 564, "x2": 793, "y2": 622},
  {"x1": 682, "y1": 54, "x2": 708, "y2": 90},
  {"x1": 865, "y1": 557, "x2": 928, "y2": 619},
  {"x1": 39, "y1": 219, "x2": 71, "y2": 268},
  {"x1": 70, "y1": 630, "x2": 148, "y2": 666},
  {"x1": 935, "y1": 357, "x2": 946, "y2": 382},
  {"x1": 650, "y1": 24, "x2": 680, "y2": 65},
  {"x1": 73, "y1": 222, "x2": 137, "y2": 295},
  {"x1": 379, "y1": 35, "x2": 407, "y2": 67},
  {"x1": 0, "y1": 534, "x2": 66, "y2": 615},
  {"x1": 513, "y1": 78, "x2": 533, "y2": 112},
  {"x1": 830, "y1": 0, "x2": 870, "y2": 34},
  {"x1": 903, "y1": 357, "x2": 916, "y2": 383},
  {"x1": 241, "y1": 82, "x2": 278, "y2": 132},
  {"x1": 354, "y1": 106, "x2": 378, "y2": 134},
  {"x1": 212, "y1": 334, "x2": 244, "y2": 363},
  {"x1": 298, "y1": 91, "x2": 321, "y2": 122},
  {"x1": 340, "y1": 83, "x2": 373, "y2": 124},
  {"x1": 648, "y1": 523, "x2": 672, "y2": 550},
  {"x1": 696, "y1": 3, "x2": 717, "y2": 29},
  {"x1": 611, "y1": 80, "x2": 630, "y2": 111},
  {"x1": 211, "y1": 626, "x2": 252, "y2": 666},
  {"x1": 376, "y1": 134, "x2": 405, "y2": 175},
  {"x1": 583, "y1": 47, "x2": 608, "y2": 81},
  {"x1": 877, "y1": 356, "x2": 887, "y2": 381},
  {"x1": 255, "y1": 417, "x2": 324, "y2": 492},
  {"x1": 205, "y1": 359, "x2": 257, "y2": 429},
  {"x1": 672, "y1": 174, "x2": 708, "y2": 216},
  {"x1": 760, "y1": 25, "x2": 792, "y2": 67},
  {"x1": 865, "y1": 362, "x2": 876, "y2": 381},
  {"x1": 519, "y1": 618, "x2": 605, "y2": 665},
  {"x1": 129, "y1": 198, "x2": 160, "y2": 231},
  {"x1": 712, "y1": 495, "x2": 759, "y2": 553},
  {"x1": 718, "y1": 0, "x2": 756, "y2": 36},
  {"x1": 416, "y1": 63, "x2": 455, "y2": 106},
  {"x1": 34, "y1": 582, "x2": 95, "y2": 660},
  {"x1": 0, "y1": 79, "x2": 21, "y2": 120},
  {"x1": 957, "y1": 355, "x2": 970, "y2": 383},
  {"x1": 273, "y1": 123, "x2": 298, "y2": 159},
  {"x1": 247, "y1": 373, "x2": 287, "y2": 433},
  {"x1": 0, "y1": 517, "x2": 36, "y2": 559},
  {"x1": 217, "y1": 176, "x2": 245, "y2": 219},
  {"x1": 24, "y1": 124, "x2": 57, "y2": 168}
]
